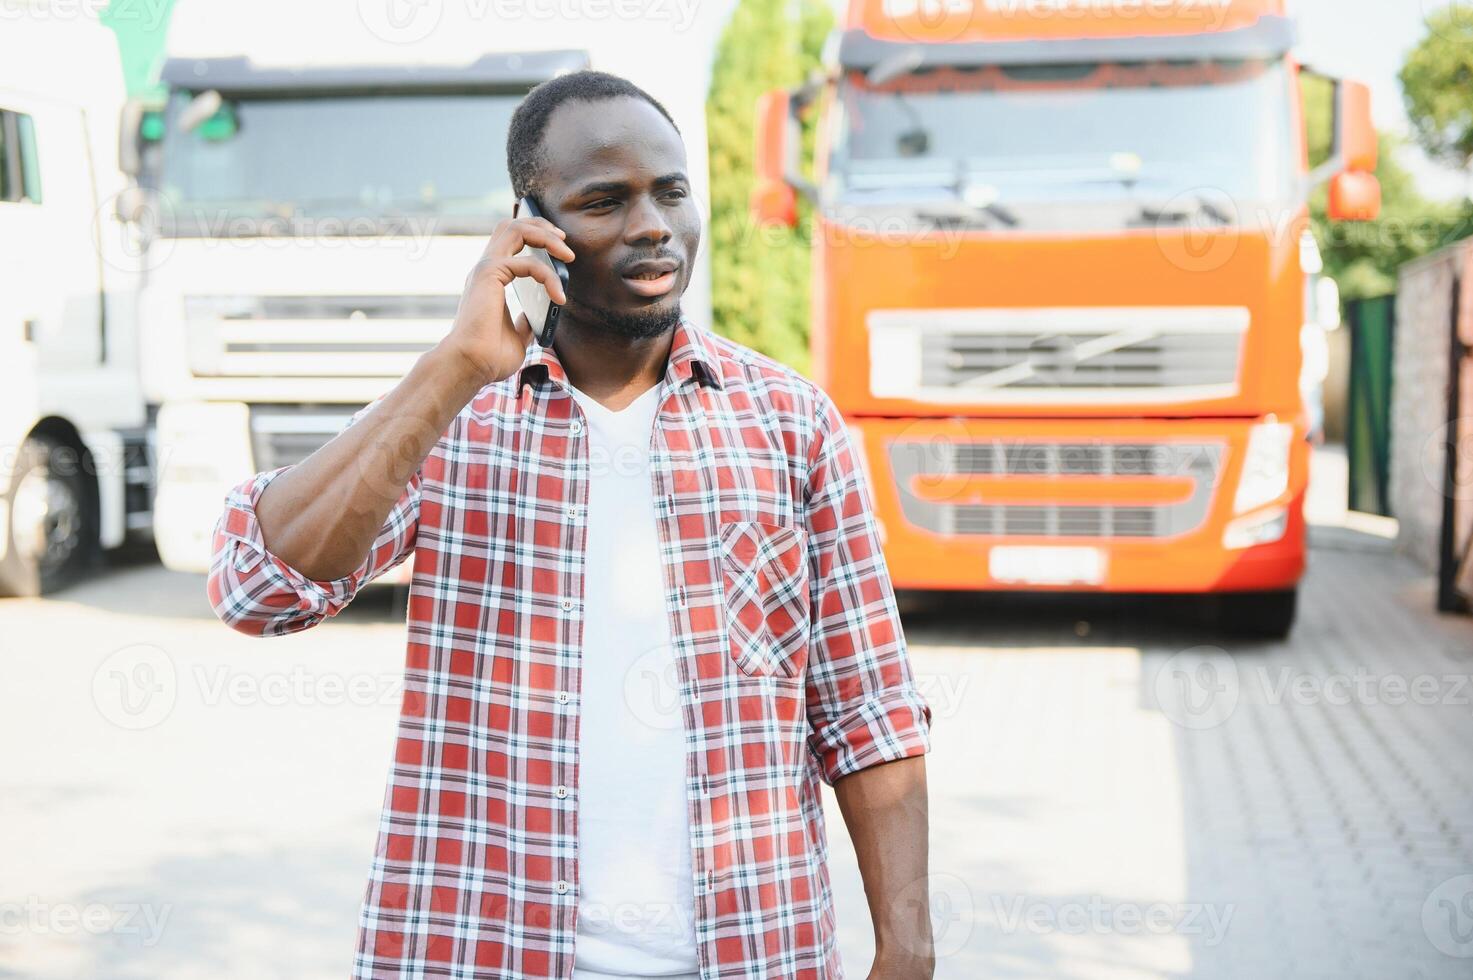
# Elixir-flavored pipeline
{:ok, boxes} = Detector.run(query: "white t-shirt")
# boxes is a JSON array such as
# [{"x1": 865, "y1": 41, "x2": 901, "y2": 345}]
[{"x1": 566, "y1": 381, "x2": 701, "y2": 980}]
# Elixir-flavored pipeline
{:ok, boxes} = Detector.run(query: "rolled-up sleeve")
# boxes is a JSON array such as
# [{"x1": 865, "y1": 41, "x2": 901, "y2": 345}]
[
  {"x1": 206, "y1": 402, "x2": 423, "y2": 637},
  {"x1": 802, "y1": 387, "x2": 932, "y2": 786}
]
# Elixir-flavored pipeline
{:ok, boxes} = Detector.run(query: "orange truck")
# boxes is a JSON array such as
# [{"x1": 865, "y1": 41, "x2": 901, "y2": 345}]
[{"x1": 751, "y1": 0, "x2": 1381, "y2": 636}]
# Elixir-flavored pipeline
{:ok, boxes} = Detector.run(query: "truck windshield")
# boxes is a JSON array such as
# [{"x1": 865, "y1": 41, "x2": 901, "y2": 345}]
[
  {"x1": 154, "y1": 91, "x2": 519, "y2": 236},
  {"x1": 828, "y1": 57, "x2": 1297, "y2": 228}
]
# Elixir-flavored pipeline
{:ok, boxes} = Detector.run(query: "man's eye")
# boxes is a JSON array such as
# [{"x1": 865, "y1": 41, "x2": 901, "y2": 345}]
[
  {"x1": 586, "y1": 198, "x2": 619, "y2": 210},
  {"x1": 661, "y1": 189, "x2": 688, "y2": 202}
]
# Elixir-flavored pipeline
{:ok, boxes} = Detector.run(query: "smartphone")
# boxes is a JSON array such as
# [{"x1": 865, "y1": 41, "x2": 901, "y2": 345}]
[{"x1": 506, "y1": 195, "x2": 571, "y2": 348}]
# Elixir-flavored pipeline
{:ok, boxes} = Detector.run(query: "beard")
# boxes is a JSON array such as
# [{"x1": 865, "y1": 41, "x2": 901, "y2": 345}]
[{"x1": 570, "y1": 296, "x2": 683, "y2": 340}]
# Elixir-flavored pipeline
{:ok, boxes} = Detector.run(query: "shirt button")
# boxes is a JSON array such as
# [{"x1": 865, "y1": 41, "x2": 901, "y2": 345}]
[
  {"x1": 560, "y1": 597, "x2": 574, "y2": 612},
  {"x1": 569, "y1": 419, "x2": 584, "y2": 436},
  {"x1": 556, "y1": 691, "x2": 570, "y2": 705},
  {"x1": 555, "y1": 880, "x2": 570, "y2": 895},
  {"x1": 566, "y1": 505, "x2": 579, "y2": 520},
  {"x1": 555, "y1": 785, "x2": 569, "y2": 799}
]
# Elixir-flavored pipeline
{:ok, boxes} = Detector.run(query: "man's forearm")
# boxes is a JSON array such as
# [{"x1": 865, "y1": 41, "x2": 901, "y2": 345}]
[
  {"x1": 833, "y1": 755, "x2": 933, "y2": 977},
  {"x1": 253, "y1": 342, "x2": 487, "y2": 581}
]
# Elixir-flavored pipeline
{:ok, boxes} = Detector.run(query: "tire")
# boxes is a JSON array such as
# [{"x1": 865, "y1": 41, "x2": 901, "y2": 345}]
[
  {"x1": 1205, "y1": 588, "x2": 1299, "y2": 640},
  {"x1": 0, "y1": 434, "x2": 98, "y2": 597}
]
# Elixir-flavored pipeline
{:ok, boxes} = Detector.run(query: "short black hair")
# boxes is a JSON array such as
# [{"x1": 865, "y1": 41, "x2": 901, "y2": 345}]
[{"x1": 505, "y1": 69, "x2": 681, "y2": 202}]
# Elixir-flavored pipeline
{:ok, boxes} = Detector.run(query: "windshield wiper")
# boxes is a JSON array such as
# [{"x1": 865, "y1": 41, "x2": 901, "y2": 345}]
[{"x1": 1136, "y1": 193, "x2": 1233, "y2": 227}]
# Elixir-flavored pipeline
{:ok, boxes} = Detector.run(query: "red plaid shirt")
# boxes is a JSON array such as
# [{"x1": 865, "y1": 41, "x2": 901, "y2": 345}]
[{"x1": 207, "y1": 314, "x2": 933, "y2": 979}]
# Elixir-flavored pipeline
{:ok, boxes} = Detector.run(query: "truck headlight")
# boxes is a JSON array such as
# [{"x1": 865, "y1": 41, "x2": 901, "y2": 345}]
[
  {"x1": 1234, "y1": 421, "x2": 1292, "y2": 515},
  {"x1": 1223, "y1": 506, "x2": 1289, "y2": 549}
]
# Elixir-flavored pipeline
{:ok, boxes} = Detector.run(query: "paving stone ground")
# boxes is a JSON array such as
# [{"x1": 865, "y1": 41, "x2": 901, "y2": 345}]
[{"x1": 2, "y1": 449, "x2": 1471, "y2": 978}]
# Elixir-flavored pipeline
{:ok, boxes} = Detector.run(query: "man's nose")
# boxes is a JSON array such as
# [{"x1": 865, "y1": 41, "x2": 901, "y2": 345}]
[{"x1": 623, "y1": 193, "x2": 673, "y2": 247}]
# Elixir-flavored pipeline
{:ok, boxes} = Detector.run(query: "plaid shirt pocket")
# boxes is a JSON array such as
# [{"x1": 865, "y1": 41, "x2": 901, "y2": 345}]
[{"x1": 717, "y1": 520, "x2": 811, "y2": 679}]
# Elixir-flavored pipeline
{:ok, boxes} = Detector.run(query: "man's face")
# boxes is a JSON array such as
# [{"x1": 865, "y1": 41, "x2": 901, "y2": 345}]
[{"x1": 528, "y1": 96, "x2": 700, "y2": 340}]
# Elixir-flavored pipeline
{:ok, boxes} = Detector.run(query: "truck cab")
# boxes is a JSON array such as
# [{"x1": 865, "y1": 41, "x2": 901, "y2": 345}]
[
  {"x1": 127, "y1": 6, "x2": 716, "y2": 577},
  {"x1": 753, "y1": 0, "x2": 1381, "y2": 635},
  {"x1": 0, "y1": 15, "x2": 151, "y2": 596}
]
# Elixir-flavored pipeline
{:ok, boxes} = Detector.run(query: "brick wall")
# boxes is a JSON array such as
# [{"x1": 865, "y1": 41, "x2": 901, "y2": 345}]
[{"x1": 1390, "y1": 240, "x2": 1472, "y2": 573}]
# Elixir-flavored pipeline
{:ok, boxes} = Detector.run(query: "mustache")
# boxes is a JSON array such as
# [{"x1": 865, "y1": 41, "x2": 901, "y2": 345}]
[{"x1": 615, "y1": 250, "x2": 683, "y2": 275}]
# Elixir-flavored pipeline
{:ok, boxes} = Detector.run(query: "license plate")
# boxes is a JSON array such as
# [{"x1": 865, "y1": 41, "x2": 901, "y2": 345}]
[{"x1": 989, "y1": 546, "x2": 1107, "y2": 586}]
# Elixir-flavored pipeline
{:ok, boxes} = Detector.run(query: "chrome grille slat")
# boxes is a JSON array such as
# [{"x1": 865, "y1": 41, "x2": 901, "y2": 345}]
[
  {"x1": 889, "y1": 439, "x2": 1224, "y2": 540},
  {"x1": 869, "y1": 306, "x2": 1248, "y2": 404},
  {"x1": 249, "y1": 405, "x2": 360, "y2": 472},
  {"x1": 185, "y1": 293, "x2": 460, "y2": 378}
]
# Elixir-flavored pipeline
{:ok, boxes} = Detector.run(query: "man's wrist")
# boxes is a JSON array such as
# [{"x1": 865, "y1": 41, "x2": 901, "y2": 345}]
[
  {"x1": 423, "y1": 340, "x2": 497, "y2": 404},
  {"x1": 871, "y1": 944, "x2": 935, "y2": 979}
]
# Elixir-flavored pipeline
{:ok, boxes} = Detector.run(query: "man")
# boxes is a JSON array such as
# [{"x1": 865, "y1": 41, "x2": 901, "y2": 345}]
[{"x1": 207, "y1": 70, "x2": 933, "y2": 979}]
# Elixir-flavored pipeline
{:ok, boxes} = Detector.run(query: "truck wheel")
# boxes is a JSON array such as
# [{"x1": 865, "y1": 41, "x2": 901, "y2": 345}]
[
  {"x1": 1206, "y1": 588, "x2": 1299, "y2": 640},
  {"x1": 0, "y1": 434, "x2": 97, "y2": 597}
]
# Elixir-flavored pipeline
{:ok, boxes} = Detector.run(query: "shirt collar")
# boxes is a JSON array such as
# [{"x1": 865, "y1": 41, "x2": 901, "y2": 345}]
[{"x1": 517, "y1": 312, "x2": 725, "y2": 395}]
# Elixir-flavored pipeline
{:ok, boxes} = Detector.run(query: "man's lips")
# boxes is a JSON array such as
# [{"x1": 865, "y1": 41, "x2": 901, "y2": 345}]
[{"x1": 620, "y1": 260, "x2": 681, "y2": 298}]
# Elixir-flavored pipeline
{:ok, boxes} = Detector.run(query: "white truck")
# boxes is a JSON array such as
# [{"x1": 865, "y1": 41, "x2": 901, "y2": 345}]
[
  {"x1": 131, "y1": 1, "x2": 715, "y2": 576},
  {"x1": 0, "y1": 10, "x2": 152, "y2": 596}
]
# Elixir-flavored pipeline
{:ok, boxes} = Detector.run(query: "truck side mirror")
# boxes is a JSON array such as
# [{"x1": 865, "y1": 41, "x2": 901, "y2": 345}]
[
  {"x1": 1328, "y1": 79, "x2": 1380, "y2": 221},
  {"x1": 119, "y1": 98, "x2": 146, "y2": 178},
  {"x1": 115, "y1": 184, "x2": 151, "y2": 223},
  {"x1": 750, "y1": 89, "x2": 798, "y2": 229},
  {"x1": 1327, "y1": 170, "x2": 1382, "y2": 223}
]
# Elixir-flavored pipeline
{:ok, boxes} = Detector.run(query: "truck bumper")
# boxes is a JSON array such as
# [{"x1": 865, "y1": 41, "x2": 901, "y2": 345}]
[{"x1": 848, "y1": 415, "x2": 1308, "y2": 594}]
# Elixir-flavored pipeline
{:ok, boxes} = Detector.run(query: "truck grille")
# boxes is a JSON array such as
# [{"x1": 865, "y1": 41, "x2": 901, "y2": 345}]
[
  {"x1": 868, "y1": 307, "x2": 1248, "y2": 404},
  {"x1": 249, "y1": 405, "x2": 360, "y2": 472},
  {"x1": 186, "y1": 294, "x2": 459, "y2": 377},
  {"x1": 887, "y1": 438, "x2": 1224, "y2": 539}
]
